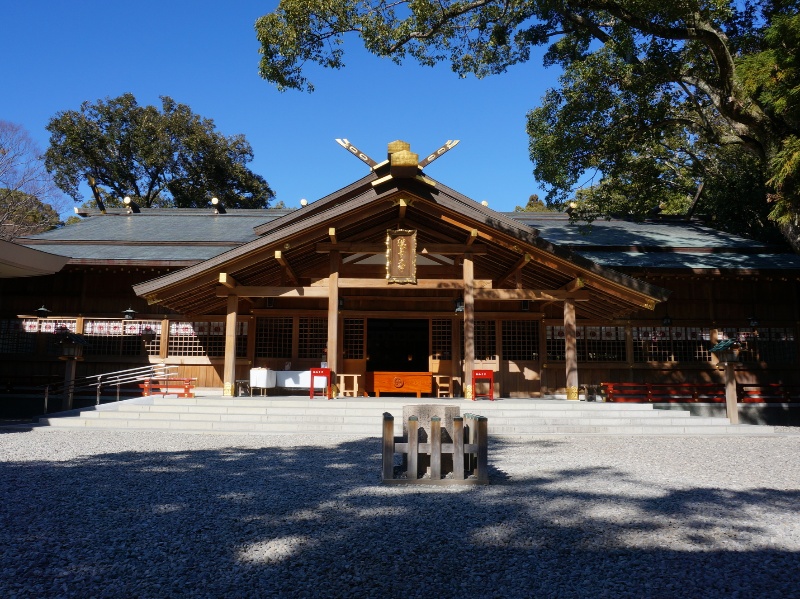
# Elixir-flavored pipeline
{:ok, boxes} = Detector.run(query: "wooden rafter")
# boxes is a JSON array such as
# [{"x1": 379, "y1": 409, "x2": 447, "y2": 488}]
[
  {"x1": 274, "y1": 250, "x2": 299, "y2": 285},
  {"x1": 218, "y1": 272, "x2": 238, "y2": 288},
  {"x1": 215, "y1": 286, "x2": 329, "y2": 298},
  {"x1": 474, "y1": 289, "x2": 590, "y2": 301},
  {"x1": 541, "y1": 277, "x2": 585, "y2": 308},
  {"x1": 315, "y1": 242, "x2": 487, "y2": 254},
  {"x1": 493, "y1": 253, "x2": 531, "y2": 289},
  {"x1": 466, "y1": 229, "x2": 478, "y2": 247},
  {"x1": 395, "y1": 198, "x2": 410, "y2": 219},
  {"x1": 311, "y1": 277, "x2": 493, "y2": 289},
  {"x1": 329, "y1": 228, "x2": 337, "y2": 244}
]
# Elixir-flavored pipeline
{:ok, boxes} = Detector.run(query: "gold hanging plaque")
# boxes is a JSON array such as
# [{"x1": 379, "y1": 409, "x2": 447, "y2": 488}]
[{"x1": 386, "y1": 229, "x2": 417, "y2": 283}]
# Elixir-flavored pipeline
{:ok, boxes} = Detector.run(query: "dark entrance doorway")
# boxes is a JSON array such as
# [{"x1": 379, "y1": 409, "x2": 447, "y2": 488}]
[{"x1": 367, "y1": 319, "x2": 429, "y2": 372}]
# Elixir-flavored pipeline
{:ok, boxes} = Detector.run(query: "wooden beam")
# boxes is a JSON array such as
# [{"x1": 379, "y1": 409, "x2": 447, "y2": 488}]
[
  {"x1": 396, "y1": 198, "x2": 409, "y2": 219},
  {"x1": 311, "y1": 278, "x2": 494, "y2": 289},
  {"x1": 466, "y1": 229, "x2": 478, "y2": 247},
  {"x1": 493, "y1": 253, "x2": 531, "y2": 289},
  {"x1": 541, "y1": 277, "x2": 586, "y2": 308},
  {"x1": 315, "y1": 242, "x2": 487, "y2": 254},
  {"x1": 474, "y1": 289, "x2": 590, "y2": 301},
  {"x1": 563, "y1": 277, "x2": 585, "y2": 292},
  {"x1": 215, "y1": 286, "x2": 329, "y2": 298},
  {"x1": 218, "y1": 272, "x2": 237, "y2": 289},
  {"x1": 329, "y1": 228, "x2": 337, "y2": 244},
  {"x1": 274, "y1": 250, "x2": 299, "y2": 285}
]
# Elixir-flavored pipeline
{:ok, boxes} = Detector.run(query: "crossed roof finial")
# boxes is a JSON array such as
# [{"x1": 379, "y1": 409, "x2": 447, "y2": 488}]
[{"x1": 335, "y1": 139, "x2": 460, "y2": 176}]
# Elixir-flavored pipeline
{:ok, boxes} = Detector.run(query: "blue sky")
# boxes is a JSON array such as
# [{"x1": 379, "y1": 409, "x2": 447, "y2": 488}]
[{"x1": 1, "y1": 1, "x2": 561, "y2": 215}]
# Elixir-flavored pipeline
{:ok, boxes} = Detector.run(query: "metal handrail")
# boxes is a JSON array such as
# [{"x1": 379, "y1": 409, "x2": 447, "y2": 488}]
[{"x1": 43, "y1": 364, "x2": 179, "y2": 412}]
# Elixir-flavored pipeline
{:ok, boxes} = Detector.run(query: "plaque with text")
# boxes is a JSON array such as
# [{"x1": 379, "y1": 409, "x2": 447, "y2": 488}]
[{"x1": 386, "y1": 229, "x2": 417, "y2": 284}]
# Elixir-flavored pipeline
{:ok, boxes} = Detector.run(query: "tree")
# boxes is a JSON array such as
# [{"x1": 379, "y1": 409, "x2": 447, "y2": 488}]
[
  {"x1": 45, "y1": 93, "x2": 275, "y2": 209},
  {"x1": 0, "y1": 120, "x2": 63, "y2": 240},
  {"x1": 514, "y1": 193, "x2": 552, "y2": 212},
  {"x1": 255, "y1": 1, "x2": 800, "y2": 247}
]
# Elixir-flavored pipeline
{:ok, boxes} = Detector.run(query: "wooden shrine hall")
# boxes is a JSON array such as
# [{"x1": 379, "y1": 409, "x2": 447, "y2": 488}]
[
  {"x1": 4, "y1": 139, "x2": 800, "y2": 400},
  {"x1": 133, "y1": 139, "x2": 669, "y2": 399}
]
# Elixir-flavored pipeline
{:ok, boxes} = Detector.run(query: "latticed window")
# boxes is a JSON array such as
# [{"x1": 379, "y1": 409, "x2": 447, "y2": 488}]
[
  {"x1": 299, "y1": 317, "x2": 327, "y2": 359},
  {"x1": 431, "y1": 319, "x2": 452, "y2": 360},
  {"x1": 83, "y1": 320, "x2": 161, "y2": 356},
  {"x1": 41, "y1": 320, "x2": 79, "y2": 355},
  {"x1": 546, "y1": 326, "x2": 627, "y2": 362},
  {"x1": 168, "y1": 321, "x2": 247, "y2": 358},
  {"x1": 546, "y1": 326, "x2": 566, "y2": 360},
  {"x1": 720, "y1": 327, "x2": 796, "y2": 365},
  {"x1": 580, "y1": 326, "x2": 626, "y2": 362},
  {"x1": 255, "y1": 317, "x2": 293, "y2": 358},
  {"x1": 501, "y1": 320, "x2": 539, "y2": 361},
  {"x1": 633, "y1": 327, "x2": 711, "y2": 363},
  {"x1": 343, "y1": 318, "x2": 365, "y2": 359},
  {"x1": 461, "y1": 320, "x2": 497, "y2": 360},
  {"x1": 0, "y1": 319, "x2": 36, "y2": 354}
]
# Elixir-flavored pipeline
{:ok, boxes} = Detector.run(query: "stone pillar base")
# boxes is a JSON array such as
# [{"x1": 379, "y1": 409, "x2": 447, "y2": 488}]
[
  {"x1": 566, "y1": 386, "x2": 579, "y2": 400},
  {"x1": 464, "y1": 384, "x2": 474, "y2": 400}
]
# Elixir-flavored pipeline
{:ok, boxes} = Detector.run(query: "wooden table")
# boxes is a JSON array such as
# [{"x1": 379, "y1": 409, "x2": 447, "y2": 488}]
[{"x1": 365, "y1": 371, "x2": 433, "y2": 397}]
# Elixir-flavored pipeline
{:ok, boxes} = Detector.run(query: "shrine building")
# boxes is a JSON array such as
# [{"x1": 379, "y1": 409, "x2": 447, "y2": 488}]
[{"x1": 3, "y1": 140, "x2": 800, "y2": 400}]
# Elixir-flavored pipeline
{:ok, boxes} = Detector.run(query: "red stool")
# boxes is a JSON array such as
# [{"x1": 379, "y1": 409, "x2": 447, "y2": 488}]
[
  {"x1": 310, "y1": 367, "x2": 332, "y2": 399},
  {"x1": 472, "y1": 369, "x2": 495, "y2": 401}
]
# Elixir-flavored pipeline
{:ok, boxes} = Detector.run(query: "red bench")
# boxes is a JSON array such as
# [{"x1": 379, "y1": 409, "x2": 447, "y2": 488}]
[
  {"x1": 139, "y1": 378, "x2": 196, "y2": 398},
  {"x1": 602, "y1": 382, "x2": 725, "y2": 403},
  {"x1": 602, "y1": 382, "x2": 800, "y2": 403},
  {"x1": 738, "y1": 383, "x2": 800, "y2": 403}
]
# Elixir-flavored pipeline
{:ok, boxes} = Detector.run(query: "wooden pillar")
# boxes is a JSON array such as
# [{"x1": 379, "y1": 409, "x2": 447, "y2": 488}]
[
  {"x1": 538, "y1": 318, "x2": 548, "y2": 392},
  {"x1": 453, "y1": 416, "x2": 464, "y2": 480},
  {"x1": 382, "y1": 413, "x2": 395, "y2": 481},
  {"x1": 61, "y1": 359, "x2": 77, "y2": 411},
  {"x1": 430, "y1": 416, "x2": 442, "y2": 480},
  {"x1": 451, "y1": 315, "x2": 461, "y2": 395},
  {"x1": 328, "y1": 251, "x2": 340, "y2": 375},
  {"x1": 159, "y1": 318, "x2": 170, "y2": 360},
  {"x1": 724, "y1": 362, "x2": 739, "y2": 425},
  {"x1": 625, "y1": 324, "x2": 634, "y2": 367},
  {"x1": 564, "y1": 299, "x2": 579, "y2": 400},
  {"x1": 223, "y1": 294, "x2": 238, "y2": 396},
  {"x1": 463, "y1": 254, "x2": 475, "y2": 399}
]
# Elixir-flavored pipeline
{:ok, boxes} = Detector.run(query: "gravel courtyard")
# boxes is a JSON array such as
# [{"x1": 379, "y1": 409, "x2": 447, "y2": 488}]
[{"x1": 1, "y1": 428, "x2": 799, "y2": 598}]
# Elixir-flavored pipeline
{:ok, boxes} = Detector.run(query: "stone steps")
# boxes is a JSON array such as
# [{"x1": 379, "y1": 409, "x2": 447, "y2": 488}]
[{"x1": 33, "y1": 395, "x2": 775, "y2": 436}]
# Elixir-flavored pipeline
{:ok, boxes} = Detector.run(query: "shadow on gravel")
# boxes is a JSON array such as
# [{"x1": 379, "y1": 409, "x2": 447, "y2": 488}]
[{"x1": 0, "y1": 436, "x2": 798, "y2": 598}]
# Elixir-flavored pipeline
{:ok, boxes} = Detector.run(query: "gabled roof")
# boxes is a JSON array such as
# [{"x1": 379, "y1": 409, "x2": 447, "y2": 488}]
[
  {"x1": 132, "y1": 164, "x2": 671, "y2": 319},
  {"x1": 19, "y1": 209, "x2": 293, "y2": 265},
  {"x1": 0, "y1": 240, "x2": 69, "y2": 278}
]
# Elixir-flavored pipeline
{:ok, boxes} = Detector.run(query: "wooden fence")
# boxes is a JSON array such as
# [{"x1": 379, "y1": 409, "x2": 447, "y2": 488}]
[{"x1": 381, "y1": 412, "x2": 488, "y2": 485}]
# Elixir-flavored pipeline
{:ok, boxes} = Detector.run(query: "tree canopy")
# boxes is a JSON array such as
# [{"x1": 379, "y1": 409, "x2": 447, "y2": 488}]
[
  {"x1": 0, "y1": 120, "x2": 62, "y2": 240},
  {"x1": 255, "y1": 0, "x2": 800, "y2": 247},
  {"x1": 45, "y1": 93, "x2": 275, "y2": 209}
]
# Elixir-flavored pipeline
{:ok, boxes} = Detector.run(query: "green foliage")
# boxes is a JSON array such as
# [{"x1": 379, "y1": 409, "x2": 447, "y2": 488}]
[
  {"x1": 256, "y1": 1, "x2": 800, "y2": 246},
  {"x1": 514, "y1": 193, "x2": 552, "y2": 211},
  {"x1": 45, "y1": 93, "x2": 275, "y2": 209}
]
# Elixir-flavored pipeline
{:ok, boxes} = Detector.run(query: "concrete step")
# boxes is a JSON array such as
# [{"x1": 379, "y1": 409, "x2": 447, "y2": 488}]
[{"x1": 34, "y1": 395, "x2": 776, "y2": 436}]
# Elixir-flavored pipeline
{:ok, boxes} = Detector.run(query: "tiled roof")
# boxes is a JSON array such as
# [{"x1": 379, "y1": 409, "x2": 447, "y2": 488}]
[
  {"x1": 505, "y1": 212, "x2": 800, "y2": 269},
  {"x1": 506, "y1": 213, "x2": 771, "y2": 249},
  {"x1": 18, "y1": 207, "x2": 800, "y2": 270}
]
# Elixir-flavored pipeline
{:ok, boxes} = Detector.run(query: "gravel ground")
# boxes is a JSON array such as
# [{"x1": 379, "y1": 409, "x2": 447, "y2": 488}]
[{"x1": 1, "y1": 428, "x2": 799, "y2": 599}]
